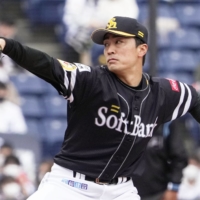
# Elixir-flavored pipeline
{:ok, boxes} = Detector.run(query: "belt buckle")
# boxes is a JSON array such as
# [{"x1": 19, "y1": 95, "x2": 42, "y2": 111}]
[{"x1": 95, "y1": 178, "x2": 109, "y2": 185}]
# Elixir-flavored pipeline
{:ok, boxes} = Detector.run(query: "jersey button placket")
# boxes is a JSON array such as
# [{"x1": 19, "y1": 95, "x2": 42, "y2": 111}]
[
  {"x1": 134, "y1": 106, "x2": 139, "y2": 111},
  {"x1": 126, "y1": 135, "x2": 133, "y2": 142},
  {"x1": 133, "y1": 94, "x2": 140, "y2": 114}
]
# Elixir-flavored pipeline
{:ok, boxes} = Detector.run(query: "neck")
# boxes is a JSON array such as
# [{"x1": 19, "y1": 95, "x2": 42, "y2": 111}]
[{"x1": 115, "y1": 68, "x2": 143, "y2": 87}]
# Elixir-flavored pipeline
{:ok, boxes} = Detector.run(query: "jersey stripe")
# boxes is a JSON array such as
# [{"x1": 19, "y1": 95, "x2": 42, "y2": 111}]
[
  {"x1": 67, "y1": 69, "x2": 77, "y2": 103},
  {"x1": 181, "y1": 83, "x2": 192, "y2": 116},
  {"x1": 171, "y1": 82, "x2": 185, "y2": 120},
  {"x1": 64, "y1": 71, "x2": 69, "y2": 89},
  {"x1": 70, "y1": 69, "x2": 77, "y2": 92},
  {"x1": 63, "y1": 69, "x2": 77, "y2": 103}
]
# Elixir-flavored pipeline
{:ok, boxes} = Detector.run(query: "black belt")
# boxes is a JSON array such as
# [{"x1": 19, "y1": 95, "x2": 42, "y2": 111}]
[{"x1": 73, "y1": 171, "x2": 131, "y2": 185}]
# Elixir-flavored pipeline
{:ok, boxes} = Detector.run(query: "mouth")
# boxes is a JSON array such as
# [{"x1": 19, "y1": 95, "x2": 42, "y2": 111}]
[{"x1": 107, "y1": 58, "x2": 118, "y2": 63}]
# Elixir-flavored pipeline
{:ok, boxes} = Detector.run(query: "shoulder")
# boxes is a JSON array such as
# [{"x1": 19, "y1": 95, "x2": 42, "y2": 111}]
[
  {"x1": 74, "y1": 64, "x2": 109, "y2": 77},
  {"x1": 150, "y1": 76, "x2": 198, "y2": 106},
  {"x1": 151, "y1": 76, "x2": 181, "y2": 93}
]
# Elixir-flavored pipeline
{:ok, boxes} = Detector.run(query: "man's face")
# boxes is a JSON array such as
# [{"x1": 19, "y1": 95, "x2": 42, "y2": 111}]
[{"x1": 103, "y1": 33, "x2": 141, "y2": 73}]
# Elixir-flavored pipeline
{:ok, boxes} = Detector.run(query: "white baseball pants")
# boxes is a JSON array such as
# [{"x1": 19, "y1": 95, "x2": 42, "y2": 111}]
[{"x1": 27, "y1": 163, "x2": 140, "y2": 200}]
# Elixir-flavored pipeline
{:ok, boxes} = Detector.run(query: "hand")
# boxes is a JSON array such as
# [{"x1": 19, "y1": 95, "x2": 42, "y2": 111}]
[
  {"x1": 0, "y1": 38, "x2": 6, "y2": 51},
  {"x1": 162, "y1": 190, "x2": 177, "y2": 200}
]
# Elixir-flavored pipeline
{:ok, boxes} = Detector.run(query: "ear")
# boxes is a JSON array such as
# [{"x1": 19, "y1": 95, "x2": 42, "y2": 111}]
[{"x1": 138, "y1": 44, "x2": 148, "y2": 57}]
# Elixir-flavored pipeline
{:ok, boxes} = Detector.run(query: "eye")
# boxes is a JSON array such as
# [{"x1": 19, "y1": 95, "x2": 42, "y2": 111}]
[
  {"x1": 116, "y1": 39, "x2": 122, "y2": 44},
  {"x1": 103, "y1": 42, "x2": 109, "y2": 47}
]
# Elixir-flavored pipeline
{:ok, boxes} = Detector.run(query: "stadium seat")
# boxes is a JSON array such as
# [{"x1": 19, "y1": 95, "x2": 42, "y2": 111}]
[
  {"x1": 25, "y1": 118, "x2": 65, "y2": 159},
  {"x1": 174, "y1": 3, "x2": 200, "y2": 27},
  {"x1": 42, "y1": 118, "x2": 66, "y2": 142},
  {"x1": 90, "y1": 44, "x2": 105, "y2": 66},
  {"x1": 143, "y1": 52, "x2": 165, "y2": 74},
  {"x1": 42, "y1": 95, "x2": 67, "y2": 118},
  {"x1": 26, "y1": 119, "x2": 46, "y2": 140},
  {"x1": 157, "y1": 32, "x2": 171, "y2": 49},
  {"x1": 138, "y1": 3, "x2": 176, "y2": 23},
  {"x1": 10, "y1": 74, "x2": 47, "y2": 96},
  {"x1": 41, "y1": 118, "x2": 66, "y2": 158},
  {"x1": 159, "y1": 50, "x2": 199, "y2": 73},
  {"x1": 158, "y1": 71, "x2": 195, "y2": 85},
  {"x1": 46, "y1": 83, "x2": 60, "y2": 95},
  {"x1": 169, "y1": 28, "x2": 200, "y2": 50},
  {"x1": 23, "y1": 0, "x2": 65, "y2": 25},
  {"x1": 48, "y1": 140, "x2": 63, "y2": 157},
  {"x1": 20, "y1": 95, "x2": 45, "y2": 119},
  {"x1": 173, "y1": 0, "x2": 200, "y2": 2}
]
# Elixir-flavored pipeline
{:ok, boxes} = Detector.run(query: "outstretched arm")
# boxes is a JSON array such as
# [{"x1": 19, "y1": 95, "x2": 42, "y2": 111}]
[
  {"x1": 0, "y1": 38, "x2": 53, "y2": 77},
  {"x1": 0, "y1": 38, "x2": 96, "y2": 104},
  {"x1": 0, "y1": 37, "x2": 66, "y2": 95}
]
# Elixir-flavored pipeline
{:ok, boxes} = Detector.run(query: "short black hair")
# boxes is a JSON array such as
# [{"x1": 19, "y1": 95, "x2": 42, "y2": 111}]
[{"x1": 135, "y1": 37, "x2": 146, "y2": 66}]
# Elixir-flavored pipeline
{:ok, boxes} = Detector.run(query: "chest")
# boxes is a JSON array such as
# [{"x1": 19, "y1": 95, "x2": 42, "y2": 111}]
[{"x1": 91, "y1": 81, "x2": 161, "y2": 138}]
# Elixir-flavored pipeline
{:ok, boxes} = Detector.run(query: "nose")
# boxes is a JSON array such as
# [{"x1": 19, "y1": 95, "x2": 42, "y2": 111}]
[{"x1": 105, "y1": 44, "x2": 115, "y2": 55}]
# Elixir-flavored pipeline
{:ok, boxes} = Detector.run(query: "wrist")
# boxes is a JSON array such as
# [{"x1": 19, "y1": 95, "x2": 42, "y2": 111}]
[{"x1": 167, "y1": 182, "x2": 180, "y2": 191}]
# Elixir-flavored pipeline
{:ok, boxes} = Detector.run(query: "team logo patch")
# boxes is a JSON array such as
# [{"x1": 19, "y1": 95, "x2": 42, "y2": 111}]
[
  {"x1": 167, "y1": 79, "x2": 180, "y2": 92},
  {"x1": 61, "y1": 179, "x2": 88, "y2": 190},
  {"x1": 75, "y1": 63, "x2": 91, "y2": 72},
  {"x1": 58, "y1": 59, "x2": 77, "y2": 71},
  {"x1": 106, "y1": 17, "x2": 117, "y2": 29}
]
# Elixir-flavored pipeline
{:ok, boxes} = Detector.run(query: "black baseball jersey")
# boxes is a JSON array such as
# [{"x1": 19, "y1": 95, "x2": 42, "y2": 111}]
[{"x1": 2, "y1": 38, "x2": 199, "y2": 181}]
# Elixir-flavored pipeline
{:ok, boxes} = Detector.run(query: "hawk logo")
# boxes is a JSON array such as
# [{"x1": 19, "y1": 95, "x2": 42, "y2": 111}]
[
  {"x1": 58, "y1": 59, "x2": 77, "y2": 71},
  {"x1": 95, "y1": 106, "x2": 157, "y2": 138},
  {"x1": 106, "y1": 18, "x2": 117, "y2": 29}
]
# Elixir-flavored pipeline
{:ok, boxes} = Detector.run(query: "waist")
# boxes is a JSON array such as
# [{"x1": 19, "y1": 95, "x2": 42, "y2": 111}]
[{"x1": 52, "y1": 163, "x2": 131, "y2": 185}]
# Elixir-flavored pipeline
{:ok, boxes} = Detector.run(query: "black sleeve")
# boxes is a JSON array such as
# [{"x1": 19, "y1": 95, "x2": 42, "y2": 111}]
[
  {"x1": 189, "y1": 93, "x2": 200, "y2": 123},
  {"x1": 2, "y1": 38, "x2": 66, "y2": 95},
  {"x1": 155, "y1": 77, "x2": 199, "y2": 123},
  {"x1": 166, "y1": 119, "x2": 188, "y2": 184}
]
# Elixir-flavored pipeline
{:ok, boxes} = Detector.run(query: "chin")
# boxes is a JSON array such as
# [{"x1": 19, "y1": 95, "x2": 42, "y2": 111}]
[{"x1": 107, "y1": 64, "x2": 118, "y2": 72}]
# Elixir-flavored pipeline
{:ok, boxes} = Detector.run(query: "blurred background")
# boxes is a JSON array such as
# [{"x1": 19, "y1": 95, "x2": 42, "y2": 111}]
[{"x1": 0, "y1": 0, "x2": 200, "y2": 199}]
